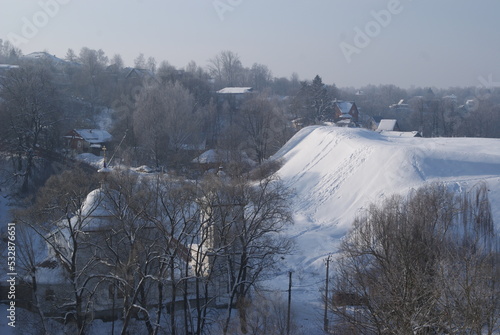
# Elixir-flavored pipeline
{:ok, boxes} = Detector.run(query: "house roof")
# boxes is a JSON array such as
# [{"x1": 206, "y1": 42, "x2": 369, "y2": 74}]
[
  {"x1": 125, "y1": 67, "x2": 156, "y2": 79},
  {"x1": 217, "y1": 87, "x2": 253, "y2": 94},
  {"x1": 192, "y1": 149, "x2": 220, "y2": 164},
  {"x1": 64, "y1": 129, "x2": 112, "y2": 144},
  {"x1": 81, "y1": 188, "x2": 120, "y2": 218},
  {"x1": 0, "y1": 64, "x2": 19, "y2": 70},
  {"x1": 334, "y1": 101, "x2": 354, "y2": 115},
  {"x1": 379, "y1": 131, "x2": 421, "y2": 138},
  {"x1": 22, "y1": 52, "x2": 68, "y2": 66},
  {"x1": 192, "y1": 149, "x2": 256, "y2": 166},
  {"x1": 377, "y1": 119, "x2": 399, "y2": 131}
]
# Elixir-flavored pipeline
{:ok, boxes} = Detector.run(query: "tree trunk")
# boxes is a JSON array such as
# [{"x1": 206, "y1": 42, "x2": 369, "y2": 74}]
[
  {"x1": 153, "y1": 280, "x2": 163, "y2": 335},
  {"x1": 170, "y1": 258, "x2": 176, "y2": 335}
]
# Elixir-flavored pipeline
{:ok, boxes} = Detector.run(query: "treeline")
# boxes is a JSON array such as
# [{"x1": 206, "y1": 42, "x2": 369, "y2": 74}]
[
  {"x1": 1, "y1": 41, "x2": 500, "y2": 195},
  {"x1": 329, "y1": 183, "x2": 500, "y2": 334},
  {"x1": 14, "y1": 167, "x2": 294, "y2": 335}
]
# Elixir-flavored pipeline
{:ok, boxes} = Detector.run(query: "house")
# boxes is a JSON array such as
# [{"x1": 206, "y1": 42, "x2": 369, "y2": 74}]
[
  {"x1": 214, "y1": 86, "x2": 256, "y2": 134},
  {"x1": 192, "y1": 149, "x2": 256, "y2": 172},
  {"x1": 379, "y1": 131, "x2": 422, "y2": 138},
  {"x1": 377, "y1": 119, "x2": 401, "y2": 132},
  {"x1": 216, "y1": 87, "x2": 253, "y2": 95},
  {"x1": 0, "y1": 64, "x2": 19, "y2": 78},
  {"x1": 332, "y1": 100, "x2": 359, "y2": 126},
  {"x1": 64, "y1": 129, "x2": 112, "y2": 154},
  {"x1": 33, "y1": 185, "x2": 201, "y2": 321},
  {"x1": 376, "y1": 119, "x2": 421, "y2": 137},
  {"x1": 21, "y1": 52, "x2": 68, "y2": 67},
  {"x1": 124, "y1": 67, "x2": 156, "y2": 82},
  {"x1": 216, "y1": 87, "x2": 254, "y2": 107}
]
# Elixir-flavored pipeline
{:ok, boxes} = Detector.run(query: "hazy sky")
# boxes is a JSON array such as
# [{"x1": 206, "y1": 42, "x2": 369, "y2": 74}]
[{"x1": 1, "y1": 0, "x2": 499, "y2": 88}]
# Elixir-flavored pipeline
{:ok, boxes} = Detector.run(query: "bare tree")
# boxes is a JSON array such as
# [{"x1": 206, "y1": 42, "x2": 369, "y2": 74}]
[
  {"x1": 95, "y1": 170, "x2": 164, "y2": 335},
  {"x1": 65, "y1": 48, "x2": 78, "y2": 62},
  {"x1": 134, "y1": 53, "x2": 146, "y2": 69},
  {"x1": 73, "y1": 47, "x2": 109, "y2": 108},
  {"x1": 110, "y1": 54, "x2": 124, "y2": 69},
  {"x1": 208, "y1": 50, "x2": 244, "y2": 88},
  {"x1": 237, "y1": 93, "x2": 289, "y2": 164},
  {"x1": 15, "y1": 168, "x2": 101, "y2": 335},
  {"x1": 133, "y1": 81, "x2": 200, "y2": 168},
  {"x1": 330, "y1": 183, "x2": 500, "y2": 334},
  {"x1": 199, "y1": 174, "x2": 293, "y2": 334},
  {"x1": 0, "y1": 39, "x2": 21, "y2": 63},
  {"x1": 249, "y1": 63, "x2": 272, "y2": 92},
  {"x1": 0, "y1": 64, "x2": 63, "y2": 193},
  {"x1": 147, "y1": 56, "x2": 157, "y2": 74}
]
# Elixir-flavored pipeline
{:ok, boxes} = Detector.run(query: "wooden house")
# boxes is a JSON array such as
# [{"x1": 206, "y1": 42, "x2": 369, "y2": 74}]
[
  {"x1": 332, "y1": 100, "x2": 359, "y2": 125},
  {"x1": 64, "y1": 129, "x2": 112, "y2": 154}
]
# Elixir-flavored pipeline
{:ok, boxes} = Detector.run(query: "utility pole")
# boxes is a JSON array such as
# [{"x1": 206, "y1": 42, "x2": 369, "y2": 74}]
[
  {"x1": 287, "y1": 271, "x2": 292, "y2": 335},
  {"x1": 324, "y1": 255, "x2": 331, "y2": 333}
]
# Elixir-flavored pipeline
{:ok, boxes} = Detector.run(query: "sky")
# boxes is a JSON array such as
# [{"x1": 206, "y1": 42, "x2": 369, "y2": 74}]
[{"x1": 1, "y1": 0, "x2": 499, "y2": 89}]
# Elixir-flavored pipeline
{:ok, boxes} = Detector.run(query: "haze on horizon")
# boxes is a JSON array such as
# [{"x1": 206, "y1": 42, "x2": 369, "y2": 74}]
[{"x1": 1, "y1": 0, "x2": 499, "y2": 89}]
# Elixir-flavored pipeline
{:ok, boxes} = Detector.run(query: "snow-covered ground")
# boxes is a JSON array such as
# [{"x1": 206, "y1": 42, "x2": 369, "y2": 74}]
[
  {"x1": 268, "y1": 126, "x2": 500, "y2": 333},
  {"x1": 2, "y1": 126, "x2": 500, "y2": 333}
]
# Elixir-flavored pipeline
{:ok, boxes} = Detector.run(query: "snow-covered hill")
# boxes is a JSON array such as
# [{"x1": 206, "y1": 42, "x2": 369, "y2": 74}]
[{"x1": 270, "y1": 126, "x2": 500, "y2": 332}]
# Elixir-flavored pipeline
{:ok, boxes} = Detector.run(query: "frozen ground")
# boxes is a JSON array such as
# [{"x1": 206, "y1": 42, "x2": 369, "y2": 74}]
[
  {"x1": 268, "y1": 126, "x2": 500, "y2": 333},
  {"x1": 2, "y1": 126, "x2": 500, "y2": 333}
]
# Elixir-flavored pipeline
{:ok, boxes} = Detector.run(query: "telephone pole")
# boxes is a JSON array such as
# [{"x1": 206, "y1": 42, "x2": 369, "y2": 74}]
[
  {"x1": 287, "y1": 271, "x2": 292, "y2": 335},
  {"x1": 324, "y1": 255, "x2": 332, "y2": 332}
]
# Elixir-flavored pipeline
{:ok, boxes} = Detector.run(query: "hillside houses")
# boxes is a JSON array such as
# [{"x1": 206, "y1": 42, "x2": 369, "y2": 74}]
[{"x1": 63, "y1": 129, "x2": 112, "y2": 154}]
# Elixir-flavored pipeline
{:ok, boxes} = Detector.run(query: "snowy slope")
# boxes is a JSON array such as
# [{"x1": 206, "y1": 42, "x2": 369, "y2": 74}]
[{"x1": 269, "y1": 126, "x2": 500, "y2": 332}]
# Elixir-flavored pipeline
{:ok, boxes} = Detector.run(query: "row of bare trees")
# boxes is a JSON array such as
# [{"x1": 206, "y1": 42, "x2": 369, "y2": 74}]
[
  {"x1": 0, "y1": 64, "x2": 63, "y2": 193},
  {"x1": 14, "y1": 167, "x2": 292, "y2": 334},
  {"x1": 0, "y1": 49, "x2": 296, "y2": 193},
  {"x1": 329, "y1": 183, "x2": 500, "y2": 334}
]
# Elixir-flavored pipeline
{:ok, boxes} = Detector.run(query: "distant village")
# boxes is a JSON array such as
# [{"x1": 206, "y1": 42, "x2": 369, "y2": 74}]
[{"x1": 1, "y1": 45, "x2": 500, "y2": 334}]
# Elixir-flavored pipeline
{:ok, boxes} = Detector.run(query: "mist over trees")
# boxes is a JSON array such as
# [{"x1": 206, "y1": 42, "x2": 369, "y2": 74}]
[
  {"x1": 1, "y1": 44, "x2": 500, "y2": 333},
  {"x1": 2, "y1": 45, "x2": 498, "y2": 183}
]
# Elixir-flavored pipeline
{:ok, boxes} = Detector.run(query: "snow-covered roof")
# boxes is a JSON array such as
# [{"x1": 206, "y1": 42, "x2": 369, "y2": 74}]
[
  {"x1": 192, "y1": 149, "x2": 220, "y2": 164},
  {"x1": 192, "y1": 149, "x2": 256, "y2": 166},
  {"x1": 81, "y1": 188, "x2": 119, "y2": 218},
  {"x1": 379, "y1": 131, "x2": 421, "y2": 138},
  {"x1": 334, "y1": 101, "x2": 354, "y2": 115},
  {"x1": 0, "y1": 64, "x2": 19, "y2": 70},
  {"x1": 217, "y1": 87, "x2": 253, "y2": 94},
  {"x1": 65, "y1": 129, "x2": 112, "y2": 144},
  {"x1": 125, "y1": 67, "x2": 156, "y2": 79},
  {"x1": 22, "y1": 52, "x2": 67, "y2": 65},
  {"x1": 377, "y1": 119, "x2": 399, "y2": 131}
]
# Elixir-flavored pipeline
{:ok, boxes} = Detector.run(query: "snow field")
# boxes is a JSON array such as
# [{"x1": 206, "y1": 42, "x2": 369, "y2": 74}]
[{"x1": 268, "y1": 126, "x2": 500, "y2": 333}]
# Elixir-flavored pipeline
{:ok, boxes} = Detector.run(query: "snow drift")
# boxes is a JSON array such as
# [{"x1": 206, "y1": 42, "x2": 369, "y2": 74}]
[
  {"x1": 275, "y1": 126, "x2": 500, "y2": 270},
  {"x1": 268, "y1": 126, "x2": 500, "y2": 330}
]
